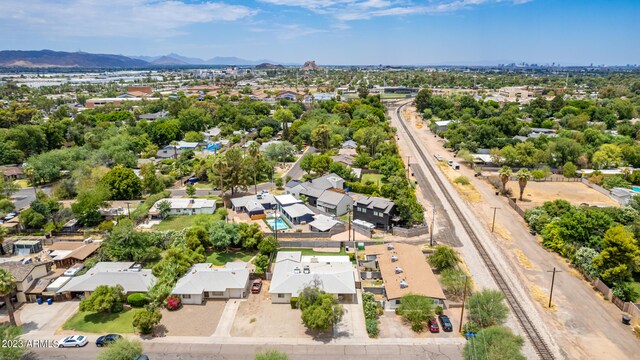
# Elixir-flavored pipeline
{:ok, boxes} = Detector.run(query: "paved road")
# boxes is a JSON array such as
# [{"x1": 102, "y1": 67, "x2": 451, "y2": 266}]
[
  {"x1": 26, "y1": 342, "x2": 463, "y2": 360},
  {"x1": 11, "y1": 185, "x2": 52, "y2": 210}
]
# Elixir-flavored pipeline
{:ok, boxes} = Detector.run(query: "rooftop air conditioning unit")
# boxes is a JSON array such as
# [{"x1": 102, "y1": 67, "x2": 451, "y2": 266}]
[
  {"x1": 400, "y1": 280, "x2": 408, "y2": 289},
  {"x1": 387, "y1": 244, "x2": 394, "y2": 250},
  {"x1": 131, "y1": 264, "x2": 142, "y2": 272},
  {"x1": 294, "y1": 267, "x2": 301, "y2": 274},
  {"x1": 391, "y1": 255, "x2": 399, "y2": 262},
  {"x1": 84, "y1": 237, "x2": 93, "y2": 244},
  {"x1": 257, "y1": 194, "x2": 263, "y2": 199},
  {"x1": 395, "y1": 267, "x2": 403, "y2": 274},
  {"x1": 303, "y1": 266, "x2": 310, "y2": 274}
]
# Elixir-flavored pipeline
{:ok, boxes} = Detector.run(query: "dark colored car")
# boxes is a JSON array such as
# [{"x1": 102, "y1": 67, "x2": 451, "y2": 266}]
[
  {"x1": 438, "y1": 314, "x2": 453, "y2": 332},
  {"x1": 251, "y1": 279, "x2": 263, "y2": 294},
  {"x1": 137, "y1": 355, "x2": 149, "y2": 360},
  {"x1": 95, "y1": 334, "x2": 122, "y2": 347},
  {"x1": 529, "y1": 229, "x2": 537, "y2": 235},
  {"x1": 186, "y1": 177, "x2": 199, "y2": 185},
  {"x1": 428, "y1": 318, "x2": 439, "y2": 333}
]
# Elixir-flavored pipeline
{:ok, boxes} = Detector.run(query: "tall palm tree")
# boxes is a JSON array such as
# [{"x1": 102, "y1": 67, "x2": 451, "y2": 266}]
[
  {"x1": 212, "y1": 155, "x2": 229, "y2": 206},
  {"x1": 515, "y1": 168, "x2": 531, "y2": 201},
  {"x1": 0, "y1": 269, "x2": 17, "y2": 326},
  {"x1": 247, "y1": 142, "x2": 261, "y2": 194},
  {"x1": 498, "y1": 166, "x2": 512, "y2": 194}
]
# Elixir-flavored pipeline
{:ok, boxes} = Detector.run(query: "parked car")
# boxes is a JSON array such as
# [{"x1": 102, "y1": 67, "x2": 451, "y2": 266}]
[
  {"x1": 95, "y1": 334, "x2": 122, "y2": 347},
  {"x1": 529, "y1": 229, "x2": 537, "y2": 235},
  {"x1": 434, "y1": 154, "x2": 443, "y2": 161},
  {"x1": 428, "y1": 318, "x2": 439, "y2": 333},
  {"x1": 58, "y1": 335, "x2": 88, "y2": 348},
  {"x1": 251, "y1": 279, "x2": 263, "y2": 294},
  {"x1": 186, "y1": 177, "x2": 199, "y2": 185},
  {"x1": 438, "y1": 314, "x2": 453, "y2": 332},
  {"x1": 447, "y1": 160, "x2": 454, "y2": 166},
  {"x1": 64, "y1": 263, "x2": 85, "y2": 277}
]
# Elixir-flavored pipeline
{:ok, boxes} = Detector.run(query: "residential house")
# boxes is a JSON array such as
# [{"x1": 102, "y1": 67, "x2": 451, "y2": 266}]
[
  {"x1": 316, "y1": 191, "x2": 353, "y2": 216},
  {"x1": 149, "y1": 198, "x2": 216, "y2": 218},
  {"x1": 172, "y1": 262, "x2": 251, "y2": 305},
  {"x1": 58, "y1": 262, "x2": 156, "y2": 298},
  {"x1": 138, "y1": 110, "x2": 168, "y2": 121},
  {"x1": 274, "y1": 195, "x2": 314, "y2": 225},
  {"x1": 341, "y1": 140, "x2": 357, "y2": 149},
  {"x1": 202, "y1": 127, "x2": 221, "y2": 141},
  {"x1": 2, "y1": 167, "x2": 24, "y2": 181},
  {"x1": 0, "y1": 261, "x2": 51, "y2": 303},
  {"x1": 46, "y1": 241, "x2": 101, "y2": 269},
  {"x1": 156, "y1": 146, "x2": 184, "y2": 159},
  {"x1": 434, "y1": 120, "x2": 454, "y2": 133},
  {"x1": 610, "y1": 187, "x2": 637, "y2": 206},
  {"x1": 286, "y1": 174, "x2": 351, "y2": 215},
  {"x1": 13, "y1": 239, "x2": 43, "y2": 255},
  {"x1": 230, "y1": 192, "x2": 277, "y2": 218},
  {"x1": 269, "y1": 251, "x2": 356, "y2": 304},
  {"x1": 275, "y1": 90, "x2": 302, "y2": 101},
  {"x1": 308, "y1": 214, "x2": 340, "y2": 232},
  {"x1": 362, "y1": 243, "x2": 446, "y2": 309},
  {"x1": 353, "y1": 195, "x2": 398, "y2": 231}
]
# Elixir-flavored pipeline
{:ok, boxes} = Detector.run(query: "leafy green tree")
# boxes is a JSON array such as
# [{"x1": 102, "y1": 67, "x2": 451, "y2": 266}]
[
  {"x1": 428, "y1": 245, "x2": 460, "y2": 271},
  {"x1": 253, "y1": 254, "x2": 270, "y2": 274},
  {"x1": 264, "y1": 141, "x2": 296, "y2": 163},
  {"x1": 572, "y1": 247, "x2": 600, "y2": 279},
  {"x1": 353, "y1": 126, "x2": 387, "y2": 156},
  {"x1": 515, "y1": 168, "x2": 531, "y2": 201},
  {"x1": 177, "y1": 107, "x2": 210, "y2": 132},
  {"x1": 562, "y1": 162, "x2": 577, "y2": 178},
  {"x1": 299, "y1": 287, "x2": 344, "y2": 331},
  {"x1": 300, "y1": 153, "x2": 314, "y2": 174},
  {"x1": 593, "y1": 225, "x2": 640, "y2": 285},
  {"x1": 260, "y1": 126, "x2": 274, "y2": 139},
  {"x1": 397, "y1": 294, "x2": 435, "y2": 331},
  {"x1": 498, "y1": 166, "x2": 512, "y2": 194},
  {"x1": 414, "y1": 88, "x2": 433, "y2": 113},
  {"x1": 0, "y1": 270, "x2": 17, "y2": 326},
  {"x1": 255, "y1": 350, "x2": 289, "y2": 360},
  {"x1": 463, "y1": 326, "x2": 525, "y2": 360},
  {"x1": 311, "y1": 154, "x2": 333, "y2": 174},
  {"x1": 186, "y1": 184, "x2": 196, "y2": 197},
  {"x1": 79, "y1": 285, "x2": 126, "y2": 313},
  {"x1": 208, "y1": 221, "x2": 240, "y2": 252},
  {"x1": 441, "y1": 268, "x2": 472, "y2": 298},
  {"x1": 133, "y1": 307, "x2": 162, "y2": 335},
  {"x1": 156, "y1": 200, "x2": 172, "y2": 219},
  {"x1": 238, "y1": 222, "x2": 264, "y2": 250},
  {"x1": 0, "y1": 177, "x2": 19, "y2": 199},
  {"x1": 0, "y1": 324, "x2": 24, "y2": 360},
  {"x1": 258, "y1": 235, "x2": 279, "y2": 255},
  {"x1": 101, "y1": 219, "x2": 162, "y2": 263},
  {"x1": 152, "y1": 247, "x2": 205, "y2": 278},
  {"x1": 183, "y1": 131, "x2": 205, "y2": 143},
  {"x1": 592, "y1": 144, "x2": 623, "y2": 169},
  {"x1": 311, "y1": 124, "x2": 332, "y2": 152},
  {"x1": 101, "y1": 166, "x2": 142, "y2": 200},
  {"x1": 467, "y1": 290, "x2": 509, "y2": 328},
  {"x1": 97, "y1": 338, "x2": 143, "y2": 360},
  {"x1": 19, "y1": 208, "x2": 46, "y2": 229}
]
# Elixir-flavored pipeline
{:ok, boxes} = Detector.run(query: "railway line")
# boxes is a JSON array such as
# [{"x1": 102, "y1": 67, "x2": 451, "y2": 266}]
[{"x1": 394, "y1": 103, "x2": 555, "y2": 360}]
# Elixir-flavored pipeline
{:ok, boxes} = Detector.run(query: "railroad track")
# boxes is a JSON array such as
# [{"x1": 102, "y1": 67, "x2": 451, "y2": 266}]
[{"x1": 394, "y1": 103, "x2": 555, "y2": 360}]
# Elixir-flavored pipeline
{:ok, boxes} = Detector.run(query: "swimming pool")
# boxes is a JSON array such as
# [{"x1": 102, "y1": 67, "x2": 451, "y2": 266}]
[
  {"x1": 266, "y1": 217, "x2": 290, "y2": 231},
  {"x1": 632, "y1": 186, "x2": 640, "y2": 193}
]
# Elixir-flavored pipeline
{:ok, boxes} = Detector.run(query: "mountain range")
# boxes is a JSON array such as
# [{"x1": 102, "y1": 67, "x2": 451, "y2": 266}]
[{"x1": 0, "y1": 50, "x2": 287, "y2": 68}]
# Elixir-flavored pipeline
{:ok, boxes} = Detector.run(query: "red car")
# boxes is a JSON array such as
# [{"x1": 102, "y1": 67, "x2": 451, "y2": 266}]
[
  {"x1": 428, "y1": 319, "x2": 440, "y2": 333},
  {"x1": 251, "y1": 279, "x2": 263, "y2": 294}
]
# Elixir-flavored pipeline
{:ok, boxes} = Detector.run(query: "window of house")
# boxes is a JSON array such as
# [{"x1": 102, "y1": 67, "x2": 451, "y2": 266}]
[
  {"x1": 26, "y1": 275, "x2": 33, "y2": 282},
  {"x1": 373, "y1": 211, "x2": 383, "y2": 217},
  {"x1": 395, "y1": 299, "x2": 401, "y2": 304},
  {"x1": 183, "y1": 294, "x2": 191, "y2": 299},
  {"x1": 209, "y1": 291, "x2": 224, "y2": 297},
  {"x1": 278, "y1": 293, "x2": 285, "y2": 298}
]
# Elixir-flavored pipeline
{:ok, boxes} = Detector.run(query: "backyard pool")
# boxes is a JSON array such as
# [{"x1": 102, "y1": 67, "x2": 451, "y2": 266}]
[
  {"x1": 266, "y1": 217, "x2": 290, "y2": 231},
  {"x1": 632, "y1": 186, "x2": 640, "y2": 193}
]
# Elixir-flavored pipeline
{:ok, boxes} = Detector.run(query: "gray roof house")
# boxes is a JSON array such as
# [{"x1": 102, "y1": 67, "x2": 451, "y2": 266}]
[
  {"x1": 610, "y1": 187, "x2": 637, "y2": 206},
  {"x1": 342, "y1": 140, "x2": 357, "y2": 149},
  {"x1": 58, "y1": 262, "x2": 156, "y2": 296},
  {"x1": 269, "y1": 251, "x2": 356, "y2": 304},
  {"x1": 316, "y1": 190, "x2": 353, "y2": 216},
  {"x1": 285, "y1": 174, "x2": 350, "y2": 215},
  {"x1": 172, "y1": 262, "x2": 250, "y2": 304},
  {"x1": 230, "y1": 192, "x2": 277, "y2": 216},
  {"x1": 138, "y1": 110, "x2": 168, "y2": 121}
]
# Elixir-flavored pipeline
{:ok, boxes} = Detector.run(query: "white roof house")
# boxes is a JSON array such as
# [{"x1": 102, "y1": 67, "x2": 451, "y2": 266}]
[
  {"x1": 149, "y1": 198, "x2": 216, "y2": 217},
  {"x1": 269, "y1": 251, "x2": 356, "y2": 303},
  {"x1": 308, "y1": 214, "x2": 340, "y2": 232},
  {"x1": 172, "y1": 263, "x2": 251, "y2": 304},
  {"x1": 58, "y1": 262, "x2": 156, "y2": 295}
]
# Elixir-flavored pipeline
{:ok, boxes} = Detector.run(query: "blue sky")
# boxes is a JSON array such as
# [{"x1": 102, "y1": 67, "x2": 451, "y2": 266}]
[{"x1": 0, "y1": 0, "x2": 638, "y2": 65}]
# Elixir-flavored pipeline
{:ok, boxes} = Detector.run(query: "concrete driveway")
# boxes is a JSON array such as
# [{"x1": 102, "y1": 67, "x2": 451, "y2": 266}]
[{"x1": 16, "y1": 301, "x2": 79, "y2": 336}]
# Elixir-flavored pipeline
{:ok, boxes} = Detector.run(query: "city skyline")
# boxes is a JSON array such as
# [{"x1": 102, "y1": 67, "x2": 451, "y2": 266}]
[{"x1": 1, "y1": 0, "x2": 639, "y2": 65}]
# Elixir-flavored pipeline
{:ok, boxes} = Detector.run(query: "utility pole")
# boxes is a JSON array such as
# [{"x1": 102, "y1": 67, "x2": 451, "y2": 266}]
[
  {"x1": 459, "y1": 274, "x2": 469, "y2": 333},
  {"x1": 490, "y1": 207, "x2": 500, "y2": 233},
  {"x1": 125, "y1": 202, "x2": 131, "y2": 220},
  {"x1": 348, "y1": 206, "x2": 352, "y2": 243},
  {"x1": 406, "y1": 155, "x2": 411, "y2": 180},
  {"x1": 430, "y1": 205, "x2": 435, "y2": 247},
  {"x1": 547, "y1": 267, "x2": 562, "y2": 308}
]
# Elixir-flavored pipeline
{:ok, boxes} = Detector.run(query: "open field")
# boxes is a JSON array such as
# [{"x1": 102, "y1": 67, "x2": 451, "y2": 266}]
[
  {"x1": 361, "y1": 173, "x2": 384, "y2": 185},
  {"x1": 62, "y1": 308, "x2": 142, "y2": 333},
  {"x1": 506, "y1": 181, "x2": 619, "y2": 210},
  {"x1": 152, "y1": 212, "x2": 225, "y2": 231}
]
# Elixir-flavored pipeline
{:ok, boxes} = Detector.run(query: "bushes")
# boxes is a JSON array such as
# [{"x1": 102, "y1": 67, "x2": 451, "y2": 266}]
[
  {"x1": 133, "y1": 308, "x2": 162, "y2": 335},
  {"x1": 165, "y1": 296, "x2": 182, "y2": 311},
  {"x1": 127, "y1": 293, "x2": 148, "y2": 308},
  {"x1": 253, "y1": 254, "x2": 270, "y2": 274},
  {"x1": 612, "y1": 283, "x2": 640, "y2": 302},
  {"x1": 441, "y1": 268, "x2": 473, "y2": 298},
  {"x1": 365, "y1": 318, "x2": 379, "y2": 337},
  {"x1": 454, "y1": 176, "x2": 470, "y2": 185},
  {"x1": 344, "y1": 181, "x2": 378, "y2": 195},
  {"x1": 428, "y1": 245, "x2": 460, "y2": 271}
]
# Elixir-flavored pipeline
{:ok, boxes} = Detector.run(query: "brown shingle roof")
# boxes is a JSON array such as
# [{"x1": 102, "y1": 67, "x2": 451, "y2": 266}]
[
  {"x1": 364, "y1": 243, "x2": 445, "y2": 301},
  {"x1": 47, "y1": 242, "x2": 85, "y2": 251},
  {"x1": 0, "y1": 261, "x2": 49, "y2": 282},
  {"x1": 68, "y1": 242, "x2": 101, "y2": 261}
]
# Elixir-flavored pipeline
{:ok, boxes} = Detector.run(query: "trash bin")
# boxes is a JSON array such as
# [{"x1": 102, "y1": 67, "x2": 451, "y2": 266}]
[
  {"x1": 622, "y1": 315, "x2": 631, "y2": 325},
  {"x1": 36, "y1": 298, "x2": 42, "y2": 305},
  {"x1": 46, "y1": 298, "x2": 53, "y2": 305},
  {"x1": 345, "y1": 245, "x2": 349, "y2": 252}
]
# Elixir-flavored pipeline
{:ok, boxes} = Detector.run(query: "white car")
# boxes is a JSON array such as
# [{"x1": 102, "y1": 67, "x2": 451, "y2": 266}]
[
  {"x1": 58, "y1": 335, "x2": 88, "y2": 348},
  {"x1": 434, "y1": 154, "x2": 443, "y2": 161}
]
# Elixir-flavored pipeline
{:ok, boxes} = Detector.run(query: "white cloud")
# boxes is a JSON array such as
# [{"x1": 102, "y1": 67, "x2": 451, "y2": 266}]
[
  {"x1": 0, "y1": 0, "x2": 256, "y2": 38},
  {"x1": 249, "y1": 24, "x2": 328, "y2": 40},
  {"x1": 260, "y1": 0, "x2": 531, "y2": 21}
]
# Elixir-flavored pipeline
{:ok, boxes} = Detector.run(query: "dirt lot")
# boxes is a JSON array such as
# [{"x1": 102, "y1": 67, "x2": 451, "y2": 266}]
[
  {"x1": 157, "y1": 300, "x2": 225, "y2": 336},
  {"x1": 231, "y1": 285, "x2": 311, "y2": 338},
  {"x1": 505, "y1": 181, "x2": 619, "y2": 210},
  {"x1": 378, "y1": 307, "x2": 462, "y2": 339}
]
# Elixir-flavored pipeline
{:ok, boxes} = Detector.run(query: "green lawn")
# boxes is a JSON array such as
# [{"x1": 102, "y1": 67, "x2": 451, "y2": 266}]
[
  {"x1": 153, "y1": 211, "x2": 225, "y2": 231},
  {"x1": 194, "y1": 182, "x2": 215, "y2": 189},
  {"x1": 206, "y1": 250, "x2": 256, "y2": 266},
  {"x1": 361, "y1": 173, "x2": 384, "y2": 185},
  {"x1": 630, "y1": 282, "x2": 640, "y2": 302},
  {"x1": 62, "y1": 308, "x2": 143, "y2": 333},
  {"x1": 278, "y1": 247, "x2": 347, "y2": 256}
]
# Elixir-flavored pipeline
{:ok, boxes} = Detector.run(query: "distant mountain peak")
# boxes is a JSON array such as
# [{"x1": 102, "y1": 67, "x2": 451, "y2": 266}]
[{"x1": 0, "y1": 49, "x2": 148, "y2": 68}]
